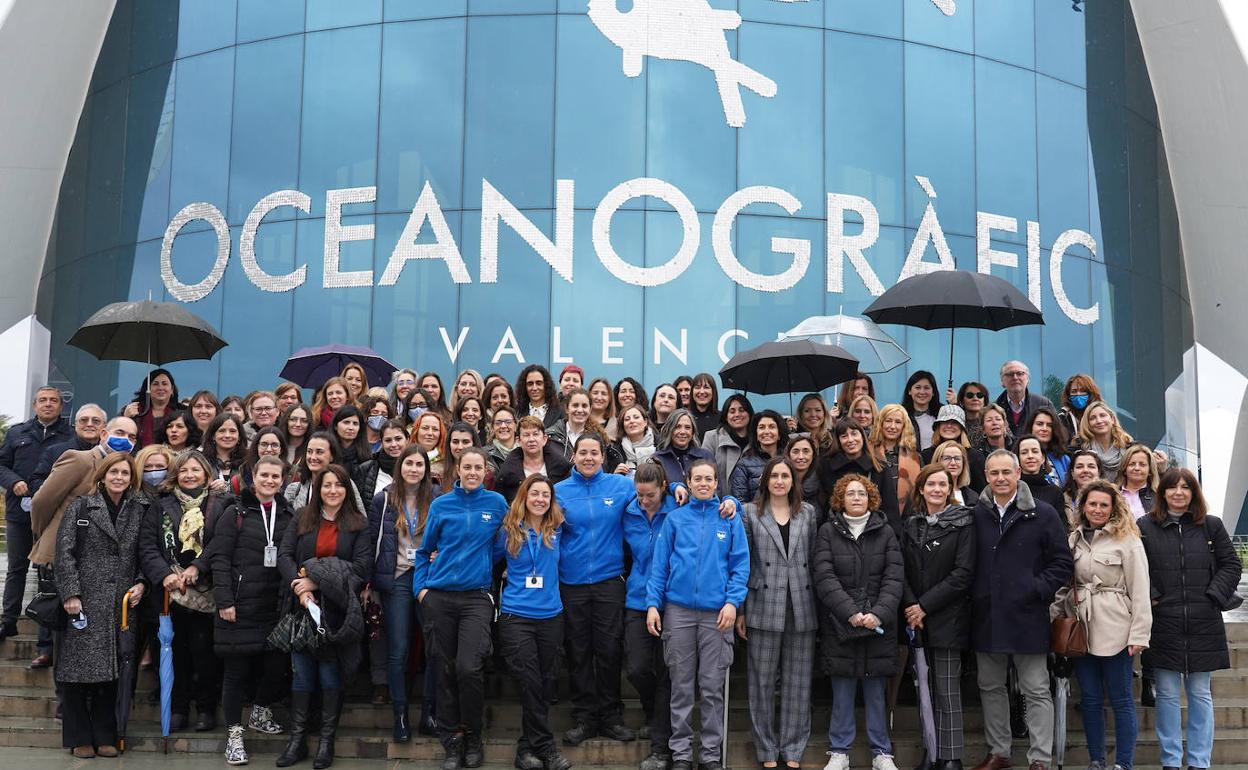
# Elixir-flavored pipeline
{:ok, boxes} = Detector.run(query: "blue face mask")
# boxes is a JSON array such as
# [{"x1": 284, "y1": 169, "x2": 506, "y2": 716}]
[
  {"x1": 1070, "y1": 394, "x2": 1090, "y2": 410},
  {"x1": 408, "y1": 406, "x2": 427, "y2": 420},
  {"x1": 367, "y1": 415, "x2": 387, "y2": 431},
  {"x1": 143, "y1": 470, "x2": 167, "y2": 487},
  {"x1": 106, "y1": 435, "x2": 134, "y2": 454}
]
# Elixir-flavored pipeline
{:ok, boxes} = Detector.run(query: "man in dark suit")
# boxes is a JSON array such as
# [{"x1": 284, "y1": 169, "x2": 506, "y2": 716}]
[{"x1": 994, "y1": 361, "x2": 1055, "y2": 436}]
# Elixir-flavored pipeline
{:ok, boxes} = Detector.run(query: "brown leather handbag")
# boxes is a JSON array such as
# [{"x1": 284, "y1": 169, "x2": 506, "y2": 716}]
[{"x1": 1050, "y1": 580, "x2": 1088, "y2": 657}]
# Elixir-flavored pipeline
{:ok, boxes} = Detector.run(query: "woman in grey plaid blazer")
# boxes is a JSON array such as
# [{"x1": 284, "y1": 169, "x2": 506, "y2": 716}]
[{"x1": 736, "y1": 456, "x2": 819, "y2": 769}]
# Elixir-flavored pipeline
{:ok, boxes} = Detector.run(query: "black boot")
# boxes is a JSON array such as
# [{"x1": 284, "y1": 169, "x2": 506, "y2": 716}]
[
  {"x1": 442, "y1": 733, "x2": 465, "y2": 770},
  {"x1": 275, "y1": 691, "x2": 311, "y2": 767},
  {"x1": 312, "y1": 689, "x2": 342, "y2": 769},
  {"x1": 463, "y1": 731, "x2": 484, "y2": 768},
  {"x1": 1141, "y1": 673, "x2": 1157, "y2": 707},
  {"x1": 392, "y1": 702, "x2": 411, "y2": 743}
]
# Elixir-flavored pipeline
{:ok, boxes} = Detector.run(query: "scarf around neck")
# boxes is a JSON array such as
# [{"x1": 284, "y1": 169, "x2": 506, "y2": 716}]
[{"x1": 172, "y1": 486, "x2": 209, "y2": 557}]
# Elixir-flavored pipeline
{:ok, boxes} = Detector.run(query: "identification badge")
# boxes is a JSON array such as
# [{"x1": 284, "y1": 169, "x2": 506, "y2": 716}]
[
  {"x1": 263, "y1": 545, "x2": 277, "y2": 568},
  {"x1": 406, "y1": 548, "x2": 417, "y2": 561},
  {"x1": 525, "y1": 576, "x2": 544, "y2": 589}
]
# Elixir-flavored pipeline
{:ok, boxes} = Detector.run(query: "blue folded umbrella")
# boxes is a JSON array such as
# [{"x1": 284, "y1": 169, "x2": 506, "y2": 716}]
[{"x1": 158, "y1": 592, "x2": 175, "y2": 751}]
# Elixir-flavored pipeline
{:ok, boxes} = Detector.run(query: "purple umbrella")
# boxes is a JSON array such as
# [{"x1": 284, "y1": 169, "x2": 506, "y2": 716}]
[{"x1": 278, "y1": 344, "x2": 397, "y2": 390}]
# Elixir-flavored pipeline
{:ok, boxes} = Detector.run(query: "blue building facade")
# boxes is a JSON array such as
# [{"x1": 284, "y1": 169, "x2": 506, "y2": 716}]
[{"x1": 38, "y1": 0, "x2": 1192, "y2": 452}]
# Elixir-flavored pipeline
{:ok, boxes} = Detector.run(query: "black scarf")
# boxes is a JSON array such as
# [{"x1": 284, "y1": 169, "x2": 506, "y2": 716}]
[{"x1": 376, "y1": 451, "x2": 397, "y2": 475}]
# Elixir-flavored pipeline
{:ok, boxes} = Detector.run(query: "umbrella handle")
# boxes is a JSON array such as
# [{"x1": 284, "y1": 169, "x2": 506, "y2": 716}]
[
  {"x1": 121, "y1": 591, "x2": 131, "y2": 631},
  {"x1": 162, "y1": 589, "x2": 170, "y2": 616}
]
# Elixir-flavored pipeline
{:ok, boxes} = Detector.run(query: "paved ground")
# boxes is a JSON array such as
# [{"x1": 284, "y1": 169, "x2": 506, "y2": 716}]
[{"x1": 0, "y1": 746, "x2": 507, "y2": 769}]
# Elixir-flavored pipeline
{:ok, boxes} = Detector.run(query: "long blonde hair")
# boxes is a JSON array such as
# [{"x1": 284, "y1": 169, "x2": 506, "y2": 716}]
[
  {"x1": 503, "y1": 475, "x2": 565, "y2": 556},
  {"x1": 1075, "y1": 479, "x2": 1140, "y2": 539},
  {"x1": 869, "y1": 403, "x2": 917, "y2": 459},
  {"x1": 1077, "y1": 401, "x2": 1133, "y2": 450}
]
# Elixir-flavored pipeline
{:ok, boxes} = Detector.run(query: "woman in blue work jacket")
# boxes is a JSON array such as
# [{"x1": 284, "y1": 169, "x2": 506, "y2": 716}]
[
  {"x1": 646, "y1": 458, "x2": 750, "y2": 770},
  {"x1": 494, "y1": 474, "x2": 574, "y2": 770}
]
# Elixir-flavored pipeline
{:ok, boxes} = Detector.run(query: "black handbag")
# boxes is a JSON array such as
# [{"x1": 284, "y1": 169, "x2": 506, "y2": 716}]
[
  {"x1": 267, "y1": 608, "x2": 325, "y2": 654},
  {"x1": 24, "y1": 568, "x2": 66, "y2": 631}
]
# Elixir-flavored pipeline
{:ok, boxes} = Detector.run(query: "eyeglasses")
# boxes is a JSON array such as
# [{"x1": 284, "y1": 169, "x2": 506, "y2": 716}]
[
  {"x1": 494, "y1": 418, "x2": 515, "y2": 426},
  {"x1": 76, "y1": 416, "x2": 104, "y2": 425},
  {"x1": 396, "y1": 379, "x2": 416, "y2": 386},
  {"x1": 963, "y1": 391, "x2": 985, "y2": 399},
  {"x1": 1004, "y1": 371, "x2": 1028, "y2": 379},
  {"x1": 253, "y1": 406, "x2": 275, "y2": 413}
]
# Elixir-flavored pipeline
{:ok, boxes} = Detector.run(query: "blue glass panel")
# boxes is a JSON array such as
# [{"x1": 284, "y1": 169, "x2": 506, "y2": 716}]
[
  {"x1": 129, "y1": 0, "x2": 179, "y2": 73},
  {"x1": 738, "y1": 23, "x2": 822, "y2": 211},
  {"x1": 121, "y1": 63, "x2": 174, "y2": 245},
  {"x1": 1036, "y1": 75, "x2": 1090, "y2": 232},
  {"x1": 1035, "y1": 0, "x2": 1086, "y2": 87},
  {"x1": 229, "y1": 36, "x2": 304, "y2": 224},
  {"x1": 554, "y1": 13, "x2": 646, "y2": 210},
  {"x1": 463, "y1": 15, "x2": 556, "y2": 209},
  {"x1": 379, "y1": 18, "x2": 467, "y2": 214},
  {"x1": 826, "y1": 32, "x2": 904, "y2": 228},
  {"x1": 219, "y1": 221, "x2": 296, "y2": 395},
  {"x1": 84, "y1": 81, "x2": 128, "y2": 252},
  {"x1": 974, "y1": 59, "x2": 1037, "y2": 243},
  {"x1": 1126, "y1": 113, "x2": 1160, "y2": 279},
  {"x1": 300, "y1": 26, "x2": 381, "y2": 212},
  {"x1": 1090, "y1": 260, "x2": 1121, "y2": 410},
  {"x1": 469, "y1": 0, "x2": 554, "y2": 13},
  {"x1": 904, "y1": 0, "x2": 974, "y2": 53},
  {"x1": 1086, "y1": 105, "x2": 1128, "y2": 269},
  {"x1": 177, "y1": 0, "x2": 237, "y2": 57},
  {"x1": 290, "y1": 216, "x2": 374, "y2": 349},
  {"x1": 93, "y1": 0, "x2": 134, "y2": 92},
  {"x1": 974, "y1": 0, "x2": 1034, "y2": 69},
  {"x1": 385, "y1": 0, "x2": 466, "y2": 21},
  {"x1": 740, "y1": 0, "x2": 822, "y2": 27},
  {"x1": 1040, "y1": 250, "x2": 1093, "y2": 391},
  {"x1": 169, "y1": 50, "x2": 234, "y2": 228},
  {"x1": 237, "y1": 0, "x2": 305, "y2": 43},
  {"x1": 51, "y1": 108, "x2": 92, "y2": 274},
  {"x1": 825, "y1": 0, "x2": 901, "y2": 39},
  {"x1": 305, "y1": 0, "x2": 381, "y2": 31},
  {"x1": 903, "y1": 44, "x2": 974, "y2": 237}
]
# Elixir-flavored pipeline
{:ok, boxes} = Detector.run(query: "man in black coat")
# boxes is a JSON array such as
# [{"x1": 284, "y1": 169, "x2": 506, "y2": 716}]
[
  {"x1": 994, "y1": 361, "x2": 1055, "y2": 437},
  {"x1": 0, "y1": 386, "x2": 73, "y2": 643},
  {"x1": 969, "y1": 450, "x2": 1072, "y2": 770}
]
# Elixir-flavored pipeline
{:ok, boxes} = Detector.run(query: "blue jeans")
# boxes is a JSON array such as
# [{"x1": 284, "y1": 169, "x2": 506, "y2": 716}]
[
  {"x1": 1072, "y1": 649, "x2": 1137, "y2": 768},
  {"x1": 1154, "y1": 669, "x2": 1213, "y2": 768},
  {"x1": 828, "y1": 677, "x2": 891, "y2": 756},
  {"x1": 291, "y1": 650, "x2": 341, "y2": 693},
  {"x1": 381, "y1": 570, "x2": 437, "y2": 711}
]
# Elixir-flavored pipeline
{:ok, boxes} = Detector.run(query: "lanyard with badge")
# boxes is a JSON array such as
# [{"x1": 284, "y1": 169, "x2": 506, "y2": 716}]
[
  {"x1": 524, "y1": 528, "x2": 543, "y2": 589},
  {"x1": 260, "y1": 501, "x2": 278, "y2": 567},
  {"x1": 402, "y1": 501, "x2": 419, "y2": 562}
]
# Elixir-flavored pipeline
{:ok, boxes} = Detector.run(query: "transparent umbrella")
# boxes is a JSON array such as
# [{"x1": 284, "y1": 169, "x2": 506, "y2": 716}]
[{"x1": 778, "y1": 313, "x2": 909, "y2": 374}]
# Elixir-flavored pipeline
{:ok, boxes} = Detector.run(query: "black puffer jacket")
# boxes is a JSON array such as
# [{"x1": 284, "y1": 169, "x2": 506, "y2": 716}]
[
  {"x1": 1138, "y1": 512, "x2": 1242, "y2": 673},
  {"x1": 813, "y1": 511, "x2": 904, "y2": 678},
  {"x1": 818, "y1": 453, "x2": 903, "y2": 530},
  {"x1": 1022, "y1": 473, "x2": 1065, "y2": 513},
  {"x1": 209, "y1": 490, "x2": 294, "y2": 655},
  {"x1": 900, "y1": 505, "x2": 976, "y2": 650},
  {"x1": 494, "y1": 445, "x2": 573, "y2": 503}
]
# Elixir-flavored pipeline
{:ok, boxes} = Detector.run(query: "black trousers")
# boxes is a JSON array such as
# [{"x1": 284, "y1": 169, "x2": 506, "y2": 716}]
[
  {"x1": 499, "y1": 613, "x2": 563, "y2": 758},
  {"x1": 171, "y1": 605, "x2": 220, "y2": 714},
  {"x1": 222, "y1": 649, "x2": 290, "y2": 727},
  {"x1": 61, "y1": 680, "x2": 118, "y2": 748},
  {"x1": 560, "y1": 578, "x2": 625, "y2": 727},
  {"x1": 2, "y1": 514, "x2": 32, "y2": 626},
  {"x1": 624, "y1": 608, "x2": 672, "y2": 754},
  {"x1": 422, "y1": 589, "x2": 494, "y2": 740}
]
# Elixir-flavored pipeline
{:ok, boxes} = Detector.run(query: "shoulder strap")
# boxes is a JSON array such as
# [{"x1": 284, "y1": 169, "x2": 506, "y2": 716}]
[{"x1": 375, "y1": 497, "x2": 387, "y2": 561}]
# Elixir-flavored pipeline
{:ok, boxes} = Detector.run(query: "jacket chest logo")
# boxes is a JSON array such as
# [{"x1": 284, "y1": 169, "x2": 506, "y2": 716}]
[
  {"x1": 716, "y1": 530, "x2": 726, "y2": 541},
  {"x1": 481, "y1": 513, "x2": 493, "y2": 522},
  {"x1": 602, "y1": 498, "x2": 614, "y2": 506}
]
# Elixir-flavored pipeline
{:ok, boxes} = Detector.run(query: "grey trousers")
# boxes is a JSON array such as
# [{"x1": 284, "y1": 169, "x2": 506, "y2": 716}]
[
  {"x1": 663, "y1": 605, "x2": 734, "y2": 763},
  {"x1": 746, "y1": 627, "x2": 815, "y2": 762},
  {"x1": 976, "y1": 652, "x2": 1053, "y2": 765},
  {"x1": 929, "y1": 648, "x2": 964, "y2": 761}
]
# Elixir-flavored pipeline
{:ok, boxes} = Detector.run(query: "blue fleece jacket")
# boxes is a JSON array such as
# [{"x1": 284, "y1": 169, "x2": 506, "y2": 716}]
[
  {"x1": 411, "y1": 482, "x2": 508, "y2": 595},
  {"x1": 554, "y1": 468, "x2": 639, "y2": 585},
  {"x1": 646, "y1": 495, "x2": 750, "y2": 612},
  {"x1": 622, "y1": 494, "x2": 678, "y2": 611},
  {"x1": 492, "y1": 525, "x2": 563, "y2": 619}
]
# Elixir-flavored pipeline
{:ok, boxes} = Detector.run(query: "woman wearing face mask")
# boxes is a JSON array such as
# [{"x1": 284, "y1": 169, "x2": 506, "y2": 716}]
[
  {"x1": 123, "y1": 368, "x2": 181, "y2": 448},
  {"x1": 588, "y1": 378, "x2": 619, "y2": 442},
  {"x1": 646, "y1": 459, "x2": 749, "y2": 770},
  {"x1": 652, "y1": 409, "x2": 714, "y2": 486},
  {"x1": 649, "y1": 384, "x2": 679, "y2": 430},
  {"x1": 795, "y1": 393, "x2": 834, "y2": 455},
  {"x1": 812, "y1": 475, "x2": 904, "y2": 770},
  {"x1": 400, "y1": 388, "x2": 433, "y2": 434},
  {"x1": 156, "y1": 410, "x2": 200, "y2": 454},
  {"x1": 492, "y1": 476, "x2": 574, "y2": 770},
  {"x1": 1050, "y1": 481, "x2": 1151, "y2": 770},
  {"x1": 212, "y1": 455, "x2": 294, "y2": 766},
  {"x1": 1024, "y1": 406, "x2": 1071, "y2": 486},
  {"x1": 1015, "y1": 435, "x2": 1065, "y2": 512},
  {"x1": 623, "y1": 462, "x2": 681, "y2": 770},
  {"x1": 616, "y1": 405, "x2": 658, "y2": 476},
  {"x1": 280, "y1": 404, "x2": 313, "y2": 470},
  {"x1": 516, "y1": 365, "x2": 563, "y2": 430},
  {"x1": 363, "y1": 396, "x2": 394, "y2": 453},
  {"x1": 729, "y1": 410, "x2": 789, "y2": 504},
  {"x1": 786, "y1": 435, "x2": 825, "y2": 514},
  {"x1": 453, "y1": 396, "x2": 487, "y2": 446},
  {"x1": 312, "y1": 377, "x2": 352, "y2": 429},
  {"x1": 55, "y1": 453, "x2": 149, "y2": 759},
  {"x1": 369, "y1": 445, "x2": 440, "y2": 742},
  {"x1": 413, "y1": 448, "x2": 509, "y2": 770},
  {"x1": 1058, "y1": 374, "x2": 1102, "y2": 440},
  {"x1": 900, "y1": 465, "x2": 975, "y2": 770},
  {"x1": 1061, "y1": 450, "x2": 1104, "y2": 528},
  {"x1": 276, "y1": 464, "x2": 374, "y2": 770},
  {"x1": 188, "y1": 391, "x2": 220, "y2": 438},
  {"x1": 139, "y1": 450, "x2": 224, "y2": 732},
  {"x1": 1118, "y1": 444, "x2": 1159, "y2": 520},
  {"x1": 1137, "y1": 469, "x2": 1240, "y2": 770},
  {"x1": 901, "y1": 371, "x2": 940, "y2": 451},
  {"x1": 136, "y1": 444, "x2": 174, "y2": 496},
  {"x1": 1075, "y1": 402, "x2": 1134, "y2": 483},
  {"x1": 930, "y1": 440, "x2": 979, "y2": 507},
  {"x1": 614, "y1": 377, "x2": 649, "y2": 416},
  {"x1": 702, "y1": 395, "x2": 755, "y2": 496},
  {"x1": 203, "y1": 414, "x2": 247, "y2": 495},
  {"x1": 738, "y1": 458, "x2": 818, "y2": 770}
]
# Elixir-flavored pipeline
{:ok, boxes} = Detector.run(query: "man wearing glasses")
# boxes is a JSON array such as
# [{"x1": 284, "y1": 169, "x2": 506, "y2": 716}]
[{"x1": 994, "y1": 361, "x2": 1054, "y2": 435}]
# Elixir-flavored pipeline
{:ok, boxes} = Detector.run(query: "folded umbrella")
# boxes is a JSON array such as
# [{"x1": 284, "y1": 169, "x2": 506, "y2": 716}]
[
  {"x1": 114, "y1": 591, "x2": 136, "y2": 754},
  {"x1": 905, "y1": 627, "x2": 938, "y2": 770},
  {"x1": 1053, "y1": 655, "x2": 1072, "y2": 769},
  {"x1": 158, "y1": 591, "x2": 176, "y2": 753},
  {"x1": 279, "y1": 344, "x2": 397, "y2": 390}
]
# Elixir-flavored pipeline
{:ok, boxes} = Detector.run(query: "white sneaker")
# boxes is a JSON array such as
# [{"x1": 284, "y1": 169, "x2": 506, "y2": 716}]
[
  {"x1": 225, "y1": 724, "x2": 248, "y2": 766},
  {"x1": 247, "y1": 704, "x2": 283, "y2": 734},
  {"x1": 823, "y1": 753, "x2": 849, "y2": 770},
  {"x1": 871, "y1": 755, "x2": 898, "y2": 770}
]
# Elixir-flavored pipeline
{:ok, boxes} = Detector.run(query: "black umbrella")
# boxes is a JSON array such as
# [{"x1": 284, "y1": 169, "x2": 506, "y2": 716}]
[
  {"x1": 719, "y1": 339, "x2": 859, "y2": 397},
  {"x1": 68, "y1": 300, "x2": 227, "y2": 365},
  {"x1": 279, "y1": 344, "x2": 397, "y2": 390},
  {"x1": 863, "y1": 270, "x2": 1043, "y2": 389}
]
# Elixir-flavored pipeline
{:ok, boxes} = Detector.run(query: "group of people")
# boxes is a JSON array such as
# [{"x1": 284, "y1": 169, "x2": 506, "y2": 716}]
[{"x1": 0, "y1": 359, "x2": 1239, "y2": 770}]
